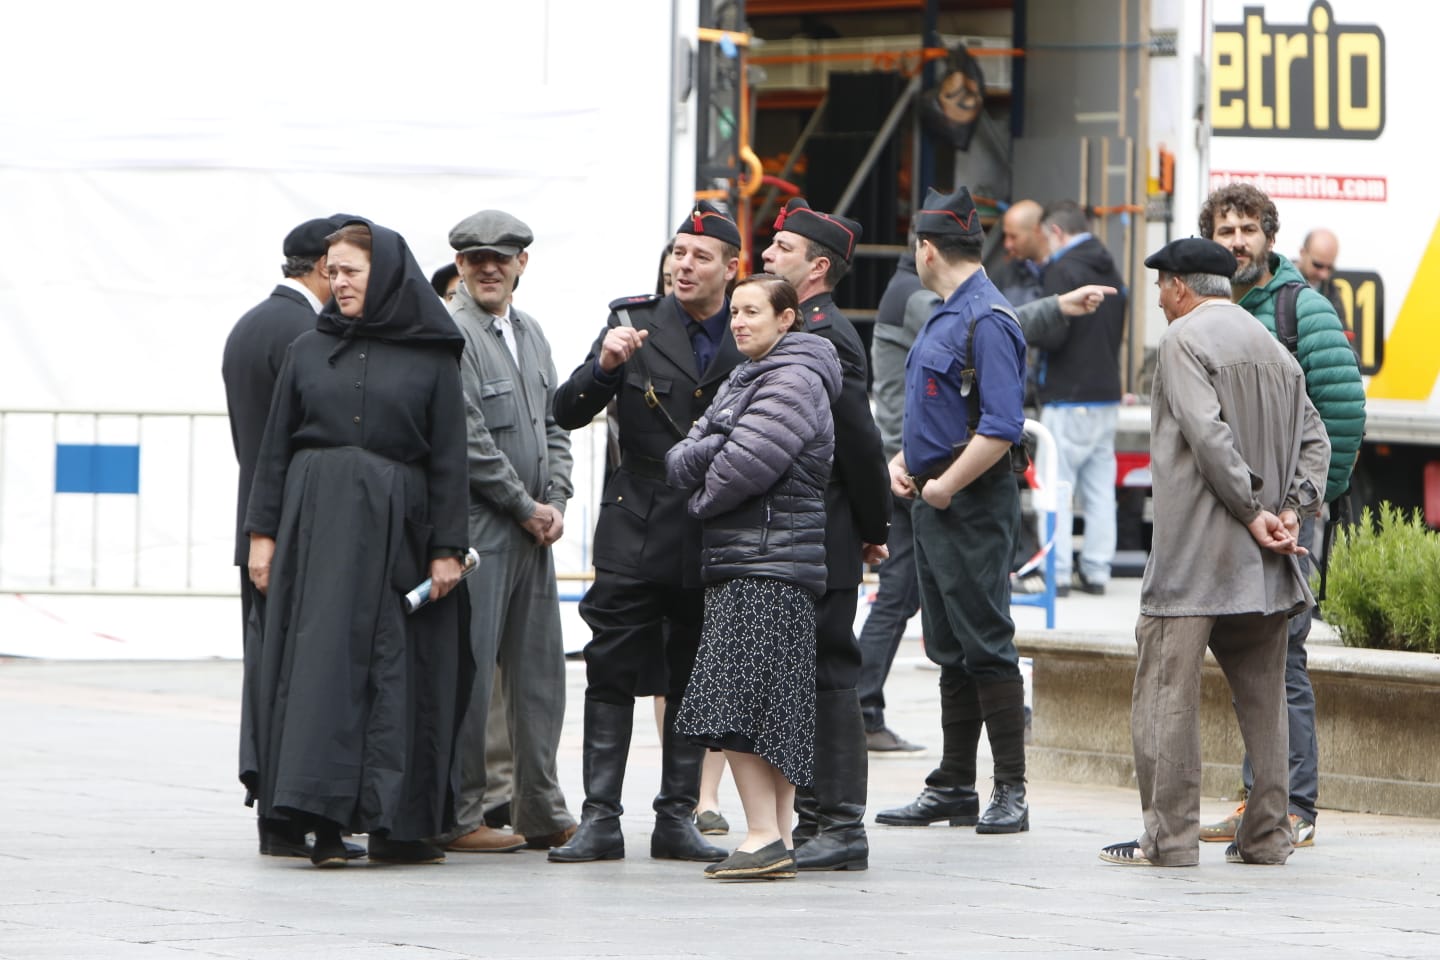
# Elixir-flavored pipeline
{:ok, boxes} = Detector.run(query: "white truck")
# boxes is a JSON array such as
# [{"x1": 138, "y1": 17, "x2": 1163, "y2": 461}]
[{"x1": 1139, "y1": 0, "x2": 1440, "y2": 529}]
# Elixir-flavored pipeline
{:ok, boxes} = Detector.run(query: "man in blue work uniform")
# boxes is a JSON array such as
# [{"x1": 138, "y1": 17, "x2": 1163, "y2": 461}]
[{"x1": 876, "y1": 186, "x2": 1031, "y2": 835}]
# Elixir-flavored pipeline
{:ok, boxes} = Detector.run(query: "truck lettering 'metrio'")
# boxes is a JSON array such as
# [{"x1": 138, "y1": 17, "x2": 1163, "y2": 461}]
[{"x1": 1212, "y1": 1, "x2": 1384, "y2": 139}]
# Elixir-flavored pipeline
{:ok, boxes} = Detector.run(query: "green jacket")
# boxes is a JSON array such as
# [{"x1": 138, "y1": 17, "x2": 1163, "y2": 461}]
[{"x1": 1238, "y1": 253, "x2": 1366, "y2": 501}]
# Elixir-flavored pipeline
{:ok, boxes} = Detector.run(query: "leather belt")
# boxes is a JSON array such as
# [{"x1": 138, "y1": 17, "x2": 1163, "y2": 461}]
[{"x1": 908, "y1": 445, "x2": 1010, "y2": 489}]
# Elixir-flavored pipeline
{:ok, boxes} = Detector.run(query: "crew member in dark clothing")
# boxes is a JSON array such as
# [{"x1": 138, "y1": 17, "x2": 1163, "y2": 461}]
[
  {"x1": 223, "y1": 215, "x2": 361, "y2": 861},
  {"x1": 761, "y1": 197, "x2": 891, "y2": 872},
  {"x1": 244, "y1": 218, "x2": 473, "y2": 868},
  {"x1": 1032, "y1": 200, "x2": 1127, "y2": 595},
  {"x1": 548, "y1": 202, "x2": 743, "y2": 865},
  {"x1": 877, "y1": 186, "x2": 1031, "y2": 836}
]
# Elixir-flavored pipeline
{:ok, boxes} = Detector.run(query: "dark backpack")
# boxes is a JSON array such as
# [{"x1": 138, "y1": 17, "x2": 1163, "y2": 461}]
[
  {"x1": 1271, "y1": 279, "x2": 1348, "y2": 605},
  {"x1": 1272, "y1": 281, "x2": 1307, "y2": 355}
]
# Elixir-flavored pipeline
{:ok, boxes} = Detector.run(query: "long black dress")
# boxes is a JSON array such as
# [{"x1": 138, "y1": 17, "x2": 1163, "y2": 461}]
[{"x1": 241, "y1": 219, "x2": 473, "y2": 842}]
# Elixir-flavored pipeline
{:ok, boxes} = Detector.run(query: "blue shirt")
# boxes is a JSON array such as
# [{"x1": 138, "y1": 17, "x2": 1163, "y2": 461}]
[
  {"x1": 686, "y1": 300, "x2": 729, "y2": 375},
  {"x1": 902, "y1": 268, "x2": 1027, "y2": 476}
]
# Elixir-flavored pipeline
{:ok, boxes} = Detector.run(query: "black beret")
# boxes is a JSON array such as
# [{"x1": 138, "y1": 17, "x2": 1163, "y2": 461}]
[
  {"x1": 449, "y1": 209, "x2": 534, "y2": 256},
  {"x1": 283, "y1": 217, "x2": 345, "y2": 258},
  {"x1": 1144, "y1": 237, "x2": 1237, "y2": 277},
  {"x1": 772, "y1": 198, "x2": 862, "y2": 263},
  {"x1": 676, "y1": 200, "x2": 742, "y2": 248},
  {"x1": 912, "y1": 186, "x2": 985, "y2": 241}
]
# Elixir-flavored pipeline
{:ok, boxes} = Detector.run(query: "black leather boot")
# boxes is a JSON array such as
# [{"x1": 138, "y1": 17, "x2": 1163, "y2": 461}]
[
  {"x1": 876, "y1": 669, "x2": 983, "y2": 827},
  {"x1": 795, "y1": 689, "x2": 869, "y2": 871},
  {"x1": 792, "y1": 787, "x2": 819, "y2": 847},
  {"x1": 549, "y1": 700, "x2": 632, "y2": 862},
  {"x1": 976, "y1": 678, "x2": 1029, "y2": 834},
  {"x1": 651, "y1": 699, "x2": 727, "y2": 861},
  {"x1": 875, "y1": 785, "x2": 980, "y2": 826}
]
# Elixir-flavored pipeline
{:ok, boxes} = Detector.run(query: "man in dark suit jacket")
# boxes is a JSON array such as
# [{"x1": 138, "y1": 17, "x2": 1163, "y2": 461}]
[
  {"x1": 548, "y1": 202, "x2": 743, "y2": 865},
  {"x1": 762, "y1": 198, "x2": 891, "y2": 872},
  {"x1": 221, "y1": 216, "x2": 341, "y2": 859}
]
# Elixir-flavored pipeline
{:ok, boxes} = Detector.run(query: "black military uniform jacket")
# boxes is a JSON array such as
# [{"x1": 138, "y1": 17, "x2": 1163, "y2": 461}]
[
  {"x1": 798, "y1": 291, "x2": 891, "y2": 589},
  {"x1": 554, "y1": 293, "x2": 744, "y2": 588}
]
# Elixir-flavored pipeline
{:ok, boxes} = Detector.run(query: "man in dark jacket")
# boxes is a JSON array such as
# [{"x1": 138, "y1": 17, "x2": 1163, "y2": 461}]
[
  {"x1": 221, "y1": 217, "x2": 354, "y2": 860},
  {"x1": 548, "y1": 202, "x2": 742, "y2": 865},
  {"x1": 762, "y1": 198, "x2": 891, "y2": 872},
  {"x1": 1030, "y1": 200, "x2": 1128, "y2": 596},
  {"x1": 1197, "y1": 183, "x2": 1366, "y2": 850}
]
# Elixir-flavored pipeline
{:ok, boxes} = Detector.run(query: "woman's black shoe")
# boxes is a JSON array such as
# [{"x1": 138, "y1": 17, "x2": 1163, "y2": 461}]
[
  {"x1": 702, "y1": 840, "x2": 794, "y2": 880},
  {"x1": 310, "y1": 824, "x2": 349, "y2": 868},
  {"x1": 367, "y1": 836, "x2": 446, "y2": 864}
]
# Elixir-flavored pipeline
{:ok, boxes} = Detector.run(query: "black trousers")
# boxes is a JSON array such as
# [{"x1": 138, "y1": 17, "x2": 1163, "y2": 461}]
[
  {"x1": 578, "y1": 570, "x2": 705, "y2": 706},
  {"x1": 815, "y1": 585, "x2": 862, "y2": 692},
  {"x1": 912, "y1": 467, "x2": 1022, "y2": 683}
]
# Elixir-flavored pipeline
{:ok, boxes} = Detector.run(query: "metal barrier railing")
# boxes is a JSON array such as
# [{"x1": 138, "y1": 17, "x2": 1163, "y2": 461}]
[
  {"x1": 2, "y1": 409, "x2": 1045, "y2": 632},
  {"x1": 0, "y1": 408, "x2": 613, "y2": 598},
  {"x1": 0, "y1": 408, "x2": 237, "y2": 596}
]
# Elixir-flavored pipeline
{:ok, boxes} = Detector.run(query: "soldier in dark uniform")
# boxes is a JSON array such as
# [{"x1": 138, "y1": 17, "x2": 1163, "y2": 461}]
[
  {"x1": 548, "y1": 202, "x2": 744, "y2": 864},
  {"x1": 761, "y1": 198, "x2": 891, "y2": 871},
  {"x1": 877, "y1": 186, "x2": 1032, "y2": 835}
]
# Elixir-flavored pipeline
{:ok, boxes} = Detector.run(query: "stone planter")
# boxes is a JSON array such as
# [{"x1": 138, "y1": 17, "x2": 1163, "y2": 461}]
[{"x1": 1015, "y1": 630, "x2": 1440, "y2": 818}]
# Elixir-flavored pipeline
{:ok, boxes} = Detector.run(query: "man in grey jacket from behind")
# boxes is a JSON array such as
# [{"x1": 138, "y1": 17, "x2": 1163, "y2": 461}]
[
  {"x1": 442, "y1": 210, "x2": 578, "y2": 853},
  {"x1": 1099, "y1": 238, "x2": 1329, "y2": 869}
]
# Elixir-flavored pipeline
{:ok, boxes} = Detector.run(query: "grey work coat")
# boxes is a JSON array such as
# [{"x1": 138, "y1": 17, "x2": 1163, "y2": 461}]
[
  {"x1": 449, "y1": 286, "x2": 574, "y2": 553},
  {"x1": 1141, "y1": 298, "x2": 1331, "y2": 618}
]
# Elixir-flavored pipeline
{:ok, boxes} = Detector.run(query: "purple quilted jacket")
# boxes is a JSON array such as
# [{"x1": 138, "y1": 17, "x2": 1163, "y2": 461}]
[{"x1": 665, "y1": 331, "x2": 842, "y2": 595}]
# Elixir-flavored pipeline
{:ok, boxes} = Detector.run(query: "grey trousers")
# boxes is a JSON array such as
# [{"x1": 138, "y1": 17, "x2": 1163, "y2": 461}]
[
  {"x1": 1133, "y1": 612, "x2": 1293, "y2": 866},
  {"x1": 482, "y1": 671, "x2": 514, "y2": 815},
  {"x1": 451, "y1": 531, "x2": 574, "y2": 838}
]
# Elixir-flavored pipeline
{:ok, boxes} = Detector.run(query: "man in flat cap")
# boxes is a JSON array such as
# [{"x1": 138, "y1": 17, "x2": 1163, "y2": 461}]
[
  {"x1": 1099, "y1": 237, "x2": 1329, "y2": 868},
  {"x1": 549, "y1": 200, "x2": 742, "y2": 865},
  {"x1": 877, "y1": 186, "x2": 1032, "y2": 837},
  {"x1": 1197, "y1": 184, "x2": 1363, "y2": 851},
  {"x1": 224, "y1": 215, "x2": 360, "y2": 860},
  {"x1": 440, "y1": 209, "x2": 578, "y2": 855},
  {"x1": 759, "y1": 197, "x2": 890, "y2": 871}
]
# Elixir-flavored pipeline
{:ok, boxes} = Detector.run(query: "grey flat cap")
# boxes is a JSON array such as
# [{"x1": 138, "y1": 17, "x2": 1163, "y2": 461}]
[{"x1": 449, "y1": 209, "x2": 533, "y2": 256}]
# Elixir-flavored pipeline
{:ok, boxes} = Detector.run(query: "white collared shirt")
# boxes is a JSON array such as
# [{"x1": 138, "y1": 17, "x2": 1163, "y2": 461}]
[
  {"x1": 491, "y1": 309, "x2": 520, "y2": 367},
  {"x1": 279, "y1": 278, "x2": 324, "y2": 314}
]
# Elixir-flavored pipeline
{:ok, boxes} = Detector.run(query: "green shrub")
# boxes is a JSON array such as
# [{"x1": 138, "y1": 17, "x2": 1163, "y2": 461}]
[{"x1": 1324, "y1": 503, "x2": 1440, "y2": 653}]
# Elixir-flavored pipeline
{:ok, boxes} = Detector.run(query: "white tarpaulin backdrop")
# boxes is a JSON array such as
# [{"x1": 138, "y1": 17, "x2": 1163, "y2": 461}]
[{"x1": 0, "y1": 1, "x2": 688, "y2": 655}]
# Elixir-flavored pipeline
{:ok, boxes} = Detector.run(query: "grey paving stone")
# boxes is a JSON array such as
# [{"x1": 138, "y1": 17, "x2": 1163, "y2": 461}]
[{"x1": 3, "y1": 654, "x2": 1439, "y2": 959}]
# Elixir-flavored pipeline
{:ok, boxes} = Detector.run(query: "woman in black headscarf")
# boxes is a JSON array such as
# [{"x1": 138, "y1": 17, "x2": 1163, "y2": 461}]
[{"x1": 243, "y1": 218, "x2": 473, "y2": 867}]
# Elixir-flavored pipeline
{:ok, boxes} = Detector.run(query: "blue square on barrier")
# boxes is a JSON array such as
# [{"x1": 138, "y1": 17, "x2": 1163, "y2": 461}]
[{"x1": 55, "y1": 444, "x2": 141, "y2": 494}]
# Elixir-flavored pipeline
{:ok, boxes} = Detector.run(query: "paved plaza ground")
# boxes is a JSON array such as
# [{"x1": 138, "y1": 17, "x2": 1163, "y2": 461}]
[{"x1": 3, "y1": 590, "x2": 1437, "y2": 959}]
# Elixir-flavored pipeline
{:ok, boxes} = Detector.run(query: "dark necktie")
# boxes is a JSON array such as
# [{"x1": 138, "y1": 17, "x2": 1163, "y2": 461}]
[{"x1": 688, "y1": 321, "x2": 715, "y2": 375}]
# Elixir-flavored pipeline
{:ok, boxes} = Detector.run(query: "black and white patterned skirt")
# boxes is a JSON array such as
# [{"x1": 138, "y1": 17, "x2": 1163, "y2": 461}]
[{"x1": 675, "y1": 576, "x2": 817, "y2": 787}]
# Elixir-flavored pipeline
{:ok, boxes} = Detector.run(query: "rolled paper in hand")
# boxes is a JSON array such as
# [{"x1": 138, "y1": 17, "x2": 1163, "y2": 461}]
[{"x1": 404, "y1": 548, "x2": 481, "y2": 614}]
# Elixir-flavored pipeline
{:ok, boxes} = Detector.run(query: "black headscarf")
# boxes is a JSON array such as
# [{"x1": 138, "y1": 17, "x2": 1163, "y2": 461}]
[{"x1": 317, "y1": 216, "x2": 465, "y2": 360}]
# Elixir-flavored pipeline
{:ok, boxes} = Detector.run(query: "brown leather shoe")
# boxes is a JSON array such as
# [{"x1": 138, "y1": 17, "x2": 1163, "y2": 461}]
[
  {"x1": 525, "y1": 824, "x2": 578, "y2": 850},
  {"x1": 445, "y1": 825, "x2": 527, "y2": 853}
]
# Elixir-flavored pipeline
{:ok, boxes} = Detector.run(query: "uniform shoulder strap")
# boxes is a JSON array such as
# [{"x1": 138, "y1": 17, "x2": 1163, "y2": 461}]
[
  {"x1": 1273, "y1": 281, "x2": 1306, "y2": 355},
  {"x1": 608, "y1": 293, "x2": 663, "y2": 315}
]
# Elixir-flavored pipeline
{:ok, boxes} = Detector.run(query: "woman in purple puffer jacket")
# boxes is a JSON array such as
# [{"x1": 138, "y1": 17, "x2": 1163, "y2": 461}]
[{"x1": 666, "y1": 273, "x2": 843, "y2": 882}]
